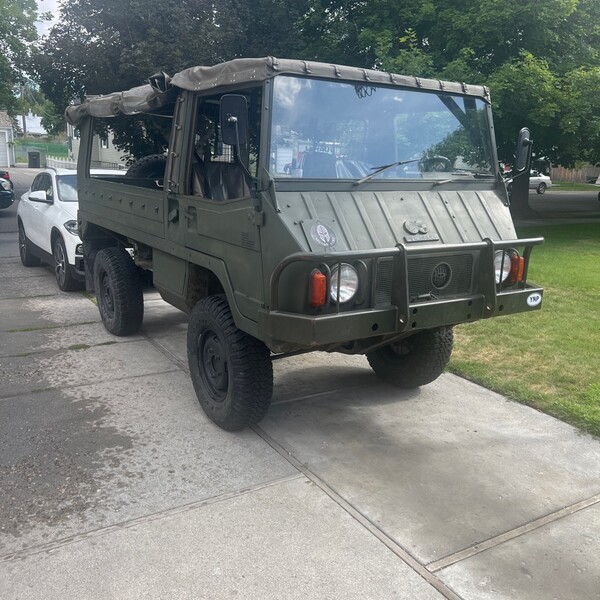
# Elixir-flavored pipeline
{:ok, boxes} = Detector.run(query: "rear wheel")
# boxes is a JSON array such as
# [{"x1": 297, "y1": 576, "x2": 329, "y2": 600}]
[
  {"x1": 18, "y1": 221, "x2": 41, "y2": 267},
  {"x1": 187, "y1": 295, "x2": 273, "y2": 430},
  {"x1": 53, "y1": 236, "x2": 81, "y2": 291},
  {"x1": 536, "y1": 182, "x2": 547, "y2": 194},
  {"x1": 367, "y1": 327, "x2": 453, "y2": 388},
  {"x1": 94, "y1": 247, "x2": 143, "y2": 336}
]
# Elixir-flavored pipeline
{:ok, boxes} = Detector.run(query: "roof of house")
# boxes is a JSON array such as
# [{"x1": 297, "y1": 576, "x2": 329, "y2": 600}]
[
  {"x1": 0, "y1": 111, "x2": 12, "y2": 129},
  {"x1": 65, "y1": 56, "x2": 491, "y2": 125}
]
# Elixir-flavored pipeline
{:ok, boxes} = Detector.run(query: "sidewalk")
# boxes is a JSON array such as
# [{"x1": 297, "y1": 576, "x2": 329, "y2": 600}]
[{"x1": 1, "y1": 238, "x2": 600, "y2": 599}]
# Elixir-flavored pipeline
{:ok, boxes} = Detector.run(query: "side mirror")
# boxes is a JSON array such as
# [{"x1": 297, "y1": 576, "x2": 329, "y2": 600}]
[
  {"x1": 515, "y1": 127, "x2": 532, "y2": 172},
  {"x1": 28, "y1": 190, "x2": 51, "y2": 203},
  {"x1": 220, "y1": 94, "x2": 248, "y2": 147}
]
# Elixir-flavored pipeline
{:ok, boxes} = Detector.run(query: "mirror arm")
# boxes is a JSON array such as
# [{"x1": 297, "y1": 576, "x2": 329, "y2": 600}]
[{"x1": 228, "y1": 115, "x2": 261, "y2": 210}]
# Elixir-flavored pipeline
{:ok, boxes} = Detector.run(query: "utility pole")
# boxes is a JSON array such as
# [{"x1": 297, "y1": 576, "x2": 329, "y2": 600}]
[{"x1": 21, "y1": 86, "x2": 27, "y2": 138}]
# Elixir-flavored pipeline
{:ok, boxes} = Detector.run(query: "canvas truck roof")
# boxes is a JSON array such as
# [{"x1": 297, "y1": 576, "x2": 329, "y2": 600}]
[{"x1": 65, "y1": 56, "x2": 491, "y2": 125}]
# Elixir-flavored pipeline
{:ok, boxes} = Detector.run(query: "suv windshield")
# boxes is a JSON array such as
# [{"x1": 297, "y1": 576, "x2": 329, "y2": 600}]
[{"x1": 269, "y1": 76, "x2": 494, "y2": 181}]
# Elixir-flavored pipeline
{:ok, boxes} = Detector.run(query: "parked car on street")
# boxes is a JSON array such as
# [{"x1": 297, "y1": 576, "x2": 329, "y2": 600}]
[
  {"x1": 504, "y1": 170, "x2": 552, "y2": 195},
  {"x1": 0, "y1": 175, "x2": 14, "y2": 209},
  {"x1": 17, "y1": 168, "x2": 84, "y2": 290},
  {"x1": 1, "y1": 168, "x2": 13, "y2": 188},
  {"x1": 529, "y1": 170, "x2": 552, "y2": 194},
  {"x1": 17, "y1": 168, "x2": 124, "y2": 291}
]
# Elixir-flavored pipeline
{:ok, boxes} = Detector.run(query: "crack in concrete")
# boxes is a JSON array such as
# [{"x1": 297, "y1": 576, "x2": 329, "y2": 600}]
[{"x1": 0, "y1": 474, "x2": 304, "y2": 564}]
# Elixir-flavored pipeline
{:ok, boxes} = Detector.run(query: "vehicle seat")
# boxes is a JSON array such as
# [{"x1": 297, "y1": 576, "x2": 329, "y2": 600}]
[
  {"x1": 302, "y1": 152, "x2": 337, "y2": 178},
  {"x1": 192, "y1": 161, "x2": 250, "y2": 200}
]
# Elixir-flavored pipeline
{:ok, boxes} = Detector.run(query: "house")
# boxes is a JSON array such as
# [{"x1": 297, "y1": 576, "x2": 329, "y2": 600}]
[
  {"x1": 0, "y1": 111, "x2": 15, "y2": 167},
  {"x1": 15, "y1": 113, "x2": 48, "y2": 138},
  {"x1": 68, "y1": 122, "x2": 127, "y2": 169}
]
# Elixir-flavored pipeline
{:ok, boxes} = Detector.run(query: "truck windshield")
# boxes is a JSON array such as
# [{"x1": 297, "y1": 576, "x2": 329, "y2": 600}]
[{"x1": 269, "y1": 75, "x2": 494, "y2": 181}]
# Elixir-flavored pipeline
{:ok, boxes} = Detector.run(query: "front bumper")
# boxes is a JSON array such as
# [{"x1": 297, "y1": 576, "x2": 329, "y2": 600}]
[{"x1": 259, "y1": 237, "x2": 543, "y2": 348}]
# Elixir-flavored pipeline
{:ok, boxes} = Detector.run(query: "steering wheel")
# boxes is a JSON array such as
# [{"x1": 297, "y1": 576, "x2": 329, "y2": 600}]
[{"x1": 419, "y1": 155, "x2": 452, "y2": 172}]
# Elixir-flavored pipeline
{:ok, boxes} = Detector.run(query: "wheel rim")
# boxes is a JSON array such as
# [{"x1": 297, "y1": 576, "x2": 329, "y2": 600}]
[
  {"x1": 383, "y1": 337, "x2": 415, "y2": 363},
  {"x1": 198, "y1": 329, "x2": 228, "y2": 402},
  {"x1": 54, "y1": 241, "x2": 66, "y2": 287},
  {"x1": 18, "y1": 225, "x2": 26, "y2": 261},
  {"x1": 100, "y1": 270, "x2": 115, "y2": 317}
]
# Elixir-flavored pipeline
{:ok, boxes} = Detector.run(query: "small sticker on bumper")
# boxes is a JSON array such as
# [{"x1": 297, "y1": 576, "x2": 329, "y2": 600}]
[{"x1": 527, "y1": 293, "x2": 542, "y2": 307}]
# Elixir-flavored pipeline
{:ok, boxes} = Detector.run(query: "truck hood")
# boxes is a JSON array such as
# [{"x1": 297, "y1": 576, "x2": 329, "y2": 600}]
[{"x1": 275, "y1": 189, "x2": 516, "y2": 252}]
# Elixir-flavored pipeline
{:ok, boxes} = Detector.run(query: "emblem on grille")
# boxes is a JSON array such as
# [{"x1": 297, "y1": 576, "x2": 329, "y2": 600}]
[
  {"x1": 310, "y1": 223, "x2": 337, "y2": 248},
  {"x1": 431, "y1": 262, "x2": 452, "y2": 289},
  {"x1": 404, "y1": 219, "x2": 429, "y2": 235}
]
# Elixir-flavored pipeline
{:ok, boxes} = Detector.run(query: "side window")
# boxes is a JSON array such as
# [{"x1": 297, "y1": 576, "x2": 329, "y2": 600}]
[
  {"x1": 30, "y1": 174, "x2": 45, "y2": 192},
  {"x1": 189, "y1": 86, "x2": 262, "y2": 201},
  {"x1": 42, "y1": 175, "x2": 54, "y2": 199},
  {"x1": 32, "y1": 173, "x2": 53, "y2": 199},
  {"x1": 87, "y1": 107, "x2": 175, "y2": 187}
]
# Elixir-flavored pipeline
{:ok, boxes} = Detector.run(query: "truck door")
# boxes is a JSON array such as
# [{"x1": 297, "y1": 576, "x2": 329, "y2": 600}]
[{"x1": 178, "y1": 90, "x2": 265, "y2": 322}]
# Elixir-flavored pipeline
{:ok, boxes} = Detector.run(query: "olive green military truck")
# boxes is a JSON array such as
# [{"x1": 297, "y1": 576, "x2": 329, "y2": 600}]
[{"x1": 66, "y1": 57, "x2": 543, "y2": 431}]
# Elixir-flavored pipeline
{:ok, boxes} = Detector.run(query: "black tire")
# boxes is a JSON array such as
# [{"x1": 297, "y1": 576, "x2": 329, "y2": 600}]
[
  {"x1": 536, "y1": 182, "x2": 546, "y2": 194},
  {"x1": 187, "y1": 295, "x2": 273, "y2": 431},
  {"x1": 94, "y1": 247, "x2": 143, "y2": 336},
  {"x1": 125, "y1": 154, "x2": 167, "y2": 179},
  {"x1": 18, "y1": 221, "x2": 41, "y2": 267},
  {"x1": 367, "y1": 327, "x2": 454, "y2": 388},
  {"x1": 53, "y1": 236, "x2": 81, "y2": 292}
]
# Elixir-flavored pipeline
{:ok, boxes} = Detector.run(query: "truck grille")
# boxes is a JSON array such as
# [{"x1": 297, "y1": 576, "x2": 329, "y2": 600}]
[{"x1": 408, "y1": 254, "x2": 474, "y2": 299}]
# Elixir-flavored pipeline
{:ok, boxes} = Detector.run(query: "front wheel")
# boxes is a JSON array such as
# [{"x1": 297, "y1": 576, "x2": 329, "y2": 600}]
[
  {"x1": 367, "y1": 327, "x2": 453, "y2": 388},
  {"x1": 94, "y1": 247, "x2": 143, "y2": 336},
  {"x1": 53, "y1": 236, "x2": 81, "y2": 291},
  {"x1": 536, "y1": 182, "x2": 547, "y2": 194},
  {"x1": 187, "y1": 295, "x2": 273, "y2": 430}
]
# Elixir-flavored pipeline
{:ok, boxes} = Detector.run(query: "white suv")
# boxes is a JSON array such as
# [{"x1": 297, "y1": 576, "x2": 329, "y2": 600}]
[{"x1": 17, "y1": 168, "x2": 84, "y2": 291}]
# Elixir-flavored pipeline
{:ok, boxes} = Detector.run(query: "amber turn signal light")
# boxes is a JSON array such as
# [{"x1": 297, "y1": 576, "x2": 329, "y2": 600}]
[{"x1": 310, "y1": 270, "x2": 327, "y2": 307}]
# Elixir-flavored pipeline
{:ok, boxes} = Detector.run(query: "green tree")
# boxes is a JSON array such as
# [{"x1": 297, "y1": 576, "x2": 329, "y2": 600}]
[
  {"x1": 0, "y1": 0, "x2": 44, "y2": 113},
  {"x1": 299, "y1": 0, "x2": 600, "y2": 167},
  {"x1": 31, "y1": 0, "x2": 310, "y2": 141}
]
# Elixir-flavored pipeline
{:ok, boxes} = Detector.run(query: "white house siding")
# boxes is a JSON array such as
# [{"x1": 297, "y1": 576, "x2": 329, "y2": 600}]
[{"x1": 0, "y1": 131, "x2": 8, "y2": 167}]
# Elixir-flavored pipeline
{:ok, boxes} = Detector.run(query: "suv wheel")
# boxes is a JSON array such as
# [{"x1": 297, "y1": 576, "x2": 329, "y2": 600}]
[
  {"x1": 536, "y1": 182, "x2": 547, "y2": 194},
  {"x1": 53, "y1": 236, "x2": 81, "y2": 291},
  {"x1": 367, "y1": 327, "x2": 453, "y2": 388},
  {"x1": 187, "y1": 295, "x2": 273, "y2": 430},
  {"x1": 94, "y1": 247, "x2": 144, "y2": 336},
  {"x1": 18, "y1": 221, "x2": 41, "y2": 267}
]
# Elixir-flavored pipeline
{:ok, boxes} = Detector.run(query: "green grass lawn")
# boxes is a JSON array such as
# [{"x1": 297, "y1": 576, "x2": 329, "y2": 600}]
[
  {"x1": 551, "y1": 182, "x2": 599, "y2": 192},
  {"x1": 449, "y1": 223, "x2": 600, "y2": 436}
]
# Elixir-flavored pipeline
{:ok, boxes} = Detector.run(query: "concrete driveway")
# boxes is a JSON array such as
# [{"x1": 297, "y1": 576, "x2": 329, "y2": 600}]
[{"x1": 1, "y1": 234, "x2": 600, "y2": 599}]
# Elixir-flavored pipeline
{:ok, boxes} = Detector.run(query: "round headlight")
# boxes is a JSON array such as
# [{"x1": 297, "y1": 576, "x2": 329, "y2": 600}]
[
  {"x1": 494, "y1": 250, "x2": 512, "y2": 284},
  {"x1": 330, "y1": 263, "x2": 359, "y2": 303}
]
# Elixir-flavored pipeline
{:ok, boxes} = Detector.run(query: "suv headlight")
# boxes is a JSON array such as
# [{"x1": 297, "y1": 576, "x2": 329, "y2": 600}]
[
  {"x1": 64, "y1": 220, "x2": 79, "y2": 235},
  {"x1": 0, "y1": 179, "x2": 10, "y2": 191},
  {"x1": 330, "y1": 263, "x2": 359, "y2": 303}
]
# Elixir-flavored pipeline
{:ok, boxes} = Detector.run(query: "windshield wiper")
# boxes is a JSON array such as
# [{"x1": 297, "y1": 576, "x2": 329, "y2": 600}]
[
  {"x1": 353, "y1": 158, "x2": 420, "y2": 186},
  {"x1": 431, "y1": 172, "x2": 494, "y2": 187}
]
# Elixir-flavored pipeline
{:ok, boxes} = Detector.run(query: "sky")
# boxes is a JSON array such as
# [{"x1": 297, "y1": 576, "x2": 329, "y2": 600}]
[{"x1": 36, "y1": 0, "x2": 60, "y2": 36}]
